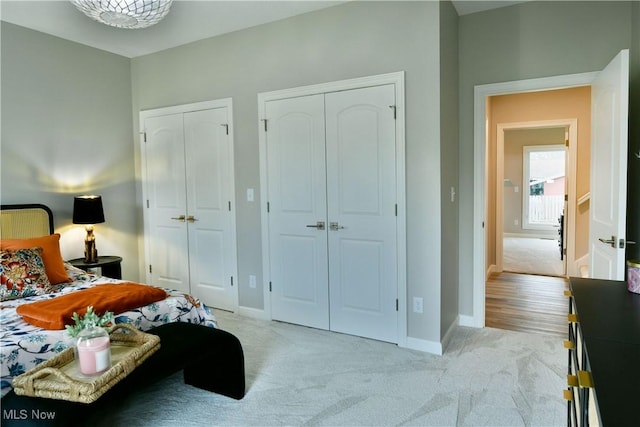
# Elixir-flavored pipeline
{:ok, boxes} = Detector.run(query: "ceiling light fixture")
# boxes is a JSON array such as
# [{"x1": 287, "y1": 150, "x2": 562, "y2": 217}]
[{"x1": 70, "y1": 0, "x2": 173, "y2": 29}]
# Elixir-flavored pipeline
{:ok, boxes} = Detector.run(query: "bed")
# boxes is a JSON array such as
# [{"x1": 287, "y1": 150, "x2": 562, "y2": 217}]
[{"x1": 0, "y1": 204, "x2": 217, "y2": 398}]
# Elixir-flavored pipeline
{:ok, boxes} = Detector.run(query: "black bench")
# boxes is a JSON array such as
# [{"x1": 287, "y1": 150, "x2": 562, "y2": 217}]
[{"x1": 1, "y1": 322, "x2": 245, "y2": 426}]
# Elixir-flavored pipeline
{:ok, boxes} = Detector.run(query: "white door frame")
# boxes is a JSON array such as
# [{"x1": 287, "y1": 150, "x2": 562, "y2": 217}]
[
  {"x1": 258, "y1": 71, "x2": 407, "y2": 346},
  {"x1": 139, "y1": 98, "x2": 239, "y2": 310},
  {"x1": 496, "y1": 119, "x2": 577, "y2": 275},
  {"x1": 472, "y1": 72, "x2": 597, "y2": 327}
]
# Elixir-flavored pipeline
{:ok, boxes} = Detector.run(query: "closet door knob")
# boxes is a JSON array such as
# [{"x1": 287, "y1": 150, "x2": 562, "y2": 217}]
[
  {"x1": 171, "y1": 215, "x2": 186, "y2": 222},
  {"x1": 186, "y1": 215, "x2": 197, "y2": 223},
  {"x1": 306, "y1": 221, "x2": 325, "y2": 230}
]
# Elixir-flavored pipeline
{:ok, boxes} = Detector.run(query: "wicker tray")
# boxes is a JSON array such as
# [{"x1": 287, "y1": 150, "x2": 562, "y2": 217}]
[{"x1": 12, "y1": 323, "x2": 160, "y2": 404}]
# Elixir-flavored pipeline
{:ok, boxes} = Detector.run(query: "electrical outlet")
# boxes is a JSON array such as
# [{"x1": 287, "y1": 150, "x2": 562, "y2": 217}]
[
  {"x1": 247, "y1": 188, "x2": 254, "y2": 202},
  {"x1": 413, "y1": 297, "x2": 423, "y2": 313},
  {"x1": 514, "y1": 219, "x2": 519, "y2": 226},
  {"x1": 249, "y1": 275, "x2": 256, "y2": 289}
]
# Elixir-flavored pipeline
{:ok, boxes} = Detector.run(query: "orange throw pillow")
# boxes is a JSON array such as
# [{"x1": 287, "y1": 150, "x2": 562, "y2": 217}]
[{"x1": 1, "y1": 234, "x2": 70, "y2": 285}]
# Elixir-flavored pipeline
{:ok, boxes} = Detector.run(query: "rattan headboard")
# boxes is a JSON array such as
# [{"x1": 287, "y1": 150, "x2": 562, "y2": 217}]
[{"x1": 0, "y1": 204, "x2": 54, "y2": 239}]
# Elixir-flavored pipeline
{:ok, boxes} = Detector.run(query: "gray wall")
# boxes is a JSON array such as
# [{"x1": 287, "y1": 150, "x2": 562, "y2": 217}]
[
  {"x1": 0, "y1": 22, "x2": 138, "y2": 280},
  {"x1": 131, "y1": 1, "x2": 446, "y2": 344},
  {"x1": 458, "y1": 1, "x2": 637, "y2": 317},
  {"x1": 439, "y1": 0, "x2": 460, "y2": 338}
]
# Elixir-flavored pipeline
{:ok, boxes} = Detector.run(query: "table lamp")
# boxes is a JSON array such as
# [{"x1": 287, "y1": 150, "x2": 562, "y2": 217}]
[{"x1": 73, "y1": 195, "x2": 105, "y2": 263}]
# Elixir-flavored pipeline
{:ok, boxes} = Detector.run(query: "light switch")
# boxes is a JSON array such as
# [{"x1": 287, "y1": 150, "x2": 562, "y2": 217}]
[{"x1": 247, "y1": 188, "x2": 254, "y2": 202}]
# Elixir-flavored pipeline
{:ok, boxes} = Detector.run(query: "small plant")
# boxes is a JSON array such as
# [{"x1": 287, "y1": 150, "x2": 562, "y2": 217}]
[{"x1": 65, "y1": 306, "x2": 114, "y2": 338}]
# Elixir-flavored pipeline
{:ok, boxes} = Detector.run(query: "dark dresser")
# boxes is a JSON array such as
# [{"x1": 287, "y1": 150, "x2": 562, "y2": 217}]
[{"x1": 566, "y1": 277, "x2": 640, "y2": 426}]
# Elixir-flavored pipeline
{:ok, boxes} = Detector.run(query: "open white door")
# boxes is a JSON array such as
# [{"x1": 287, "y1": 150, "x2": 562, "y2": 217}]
[{"x1": 589, "y1": 49, "x2": 629, "y2": 280}]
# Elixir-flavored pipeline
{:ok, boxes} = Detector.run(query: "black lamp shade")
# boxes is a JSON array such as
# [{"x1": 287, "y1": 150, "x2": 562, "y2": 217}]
[{"x1": 73, "y1": 195, "x2": 105, "y2": 225}]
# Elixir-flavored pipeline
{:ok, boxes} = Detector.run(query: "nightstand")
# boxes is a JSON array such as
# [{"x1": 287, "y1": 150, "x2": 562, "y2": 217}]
[{"x1": 68, "y1": 255, "x2": 123, "y2": 280}]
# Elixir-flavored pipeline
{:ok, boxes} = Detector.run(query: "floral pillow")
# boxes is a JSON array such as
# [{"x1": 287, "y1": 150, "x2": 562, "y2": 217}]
[{"x1": 0, "y1": 247, "x2": 52, "y2": 301}]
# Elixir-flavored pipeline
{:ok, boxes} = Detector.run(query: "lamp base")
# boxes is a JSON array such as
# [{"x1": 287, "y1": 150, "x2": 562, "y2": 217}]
[{"x1": 84, "y1": 238, "x2": 98, "y2": 264}]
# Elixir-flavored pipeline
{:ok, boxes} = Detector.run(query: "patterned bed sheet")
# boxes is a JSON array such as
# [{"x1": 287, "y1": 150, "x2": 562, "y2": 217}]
[{"x1": 0, "y1": 264, "x2": 217, "y2": 398}]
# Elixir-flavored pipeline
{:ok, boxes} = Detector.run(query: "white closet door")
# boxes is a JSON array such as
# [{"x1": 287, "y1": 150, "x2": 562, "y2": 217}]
[
  {"x1": 325, "y1": 84, "x2": 398, "y2": 343},
  {"x1": 184, "y1": 108, "x2": 236, "y2": 310},
  {"x1": 266, "y1": 94, "x2": 329, "y2": 329},
  {"x1": 143, "y1": 114, "x2": 190, "y2": 293}
]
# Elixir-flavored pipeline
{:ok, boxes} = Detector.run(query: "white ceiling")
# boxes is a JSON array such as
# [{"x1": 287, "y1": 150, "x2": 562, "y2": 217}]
[{"x1": 0, "y1": 0, "x2": 528, "y2": 58}]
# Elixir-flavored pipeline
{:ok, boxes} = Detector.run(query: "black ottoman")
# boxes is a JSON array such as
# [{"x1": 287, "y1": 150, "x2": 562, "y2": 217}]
[
  {"x1": 1, "y1": 323, "x2": 245, "y2": 426},
  {"x1": 131, "y1": 322, "x2": 245, "y2": 400}
]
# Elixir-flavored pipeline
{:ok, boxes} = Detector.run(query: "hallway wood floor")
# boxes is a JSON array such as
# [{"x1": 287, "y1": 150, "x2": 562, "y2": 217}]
[{"x1": 486, "y1": 272, "x2": 569, "y2": 337}]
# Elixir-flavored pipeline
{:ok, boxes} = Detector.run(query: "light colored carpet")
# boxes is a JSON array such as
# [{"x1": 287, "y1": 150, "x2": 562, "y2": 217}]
[
  {"x1": 92, "y1": 310, "x2": 566, "y2": 426},
  {"x1": 503, "y1": 237, "x2": 564, "y2": 277}
]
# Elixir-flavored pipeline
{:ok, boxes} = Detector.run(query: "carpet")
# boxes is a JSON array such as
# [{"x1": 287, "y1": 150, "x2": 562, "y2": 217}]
[
  {"x1": 503, "y1": 237, "x2": 564, "y2": 277},
  {"x1": 89, "y1": 310, "x2": 566, "y2": 426}
]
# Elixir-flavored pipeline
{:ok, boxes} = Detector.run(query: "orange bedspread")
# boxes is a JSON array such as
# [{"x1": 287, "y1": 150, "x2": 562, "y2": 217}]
[{"x1": 16, "y1": 282, "x2": 168, "y2": 330}]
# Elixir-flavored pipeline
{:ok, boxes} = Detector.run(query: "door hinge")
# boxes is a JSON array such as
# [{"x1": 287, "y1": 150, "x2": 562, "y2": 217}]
[
  {"x1": 396, "y1": 299, "x2": 399, "y2": 311},
  {"x1": 140, "y1": 131, "x2": 147, "y2": 142},
  {"x1": 230, "y1": 276, "x2": 234, "y2": 287},
  {"x1": 228, "y1": 201, "x2": 232, "y2": 211},
  {"x1": 269, "y1": 281, "x2": 272, "y2": 292},
  {"x1": 267, "y1": 202, "x2": 270, "y2": 213},
  {"x1": 221, "y1": 124, "x2": 229, "y2": 135},
  {"x1": 389, "y1": 105, "x2": 397, "y2": 120},
  {"x1": 564, "y1": 194, "x2": 568, "y2": 202},
  {"x1": 261, "y1": 119, "x2": 268, "y2": 132},
  {"x1": 565, "y1": 139, "x2": 569, "y2": 147},
  {"x1": 149, "y1": 264, "x2": 152, "y2": 274},
  {"x1": 146, "y1": 199, "x2": 150, "y2": 208},
  {"x1": 395, "y1": 204, "x2": 398, "y2": 216}
]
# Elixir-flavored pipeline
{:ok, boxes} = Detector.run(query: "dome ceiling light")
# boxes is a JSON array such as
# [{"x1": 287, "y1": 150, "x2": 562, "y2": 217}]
[{"x1": 70, "y1": 0, "x2": 173, "y2": 29}]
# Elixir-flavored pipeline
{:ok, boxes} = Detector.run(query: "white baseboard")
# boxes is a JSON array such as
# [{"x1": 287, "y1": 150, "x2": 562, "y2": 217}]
[
  {"x1": 504, "y1": 232, "x2": 558, "y2": 239},
  {"x1": 575, "y1": 253, "x2": 589, "y2": 277},
  {"x1": 458, "y1": 314, "x2": 482, "y2": 328},
  {"x1": 487, "y1": 264, "x2": 498, "y2": 278},
  {"x1": 235, "y1": 305, "x2": 270, "y2": 320},
  {"x1": 404, "y1": 336, "x2": 443, "y2": 355},
  {"x1": 440, "y1": 317, "x2": 458, "y2": 353}
]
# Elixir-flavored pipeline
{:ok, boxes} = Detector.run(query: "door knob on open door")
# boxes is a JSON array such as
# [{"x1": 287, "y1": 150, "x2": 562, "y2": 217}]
[{"x1": 598, "y1": 236, "x2": 616, "y2": 248}]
